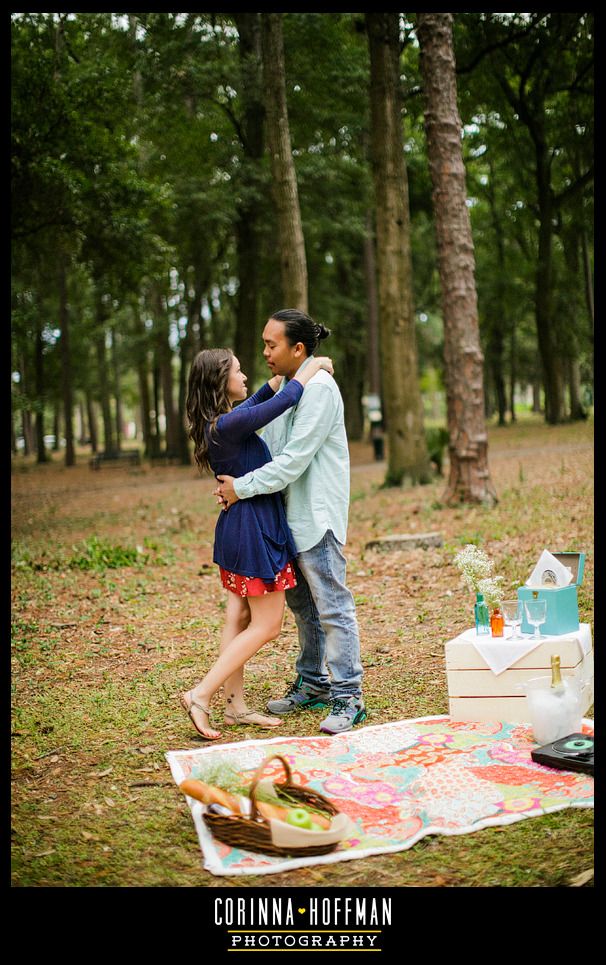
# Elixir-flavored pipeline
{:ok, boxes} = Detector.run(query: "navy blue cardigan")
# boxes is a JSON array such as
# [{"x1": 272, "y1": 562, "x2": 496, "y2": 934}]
[{"x1": 208, "y1": 379, "x2": 303, "y2": 580}]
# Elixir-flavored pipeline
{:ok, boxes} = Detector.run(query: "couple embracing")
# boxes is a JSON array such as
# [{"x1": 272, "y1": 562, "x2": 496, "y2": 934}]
[{"x1": 180, "y1": 309, "x2": 365, "y2": 740}]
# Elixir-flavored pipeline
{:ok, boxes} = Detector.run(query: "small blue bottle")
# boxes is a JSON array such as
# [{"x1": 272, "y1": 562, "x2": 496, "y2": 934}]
[{"x1": 474, "y1": 593, "x2": 490, "y2": 635}]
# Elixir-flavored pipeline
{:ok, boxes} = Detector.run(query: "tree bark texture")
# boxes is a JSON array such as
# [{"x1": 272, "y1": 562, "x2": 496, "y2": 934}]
[
  {"x1": 18, "y1": 353, "x2": 34, "y2": 454},
  {"x1": 535, "y1": 149, "x2": 565, "y2": 424},
  {"x1": 581, "y1": 227, "x2": 594, "y2": 332},
  {"x1": 485, "y1": 159, "x2": 508, "y2": 425},
  {"x1": 336, "y1": 260, "x2": 365, "y2": 441},
  {"x1": 177, "y1": 294, "x2": 195, "y2": 465},
  {"x1": 416, "y1": 12, "x2": 497, "y2": 506},
  {"x1": 152, "y1": 284, "x2": 179, "y2": 456},
  {"x1": 52, "y1": 404, "x2": 61, "y2": 450},
  {"x1": 568, "y1": 357, "x2": 585, "y2": 421},
  {"x1": 11, "y1": 404, "x2": 17, "y2": 454},
  {"x1": 85, "y1": 389, "x2": 98, "y2": 453},
  {"x1": 132, "y1": 299, "x2": 152, "y2": 457},
  {"x1": 111, "y1": 326, "x2": 123, "y2": 452},
  {"x1": 261, "y1": 13, "x2": 308, "y2": 311},
  {"x1": 57, "y1": 255, "x2": 75, "y2": 466},
  {"x1": 233, "y1": 13, "x2": 265, "y2": 385},
  {"x1": 363, "y1": 209, "x2": 381, "y2": 399},
  {"x1": 151, "y1": 362, "x2": 161, "y2": 457},
  {"x1": 366, "y1": 12, "x2": 431, "y2": 486},
  {"x1": 21, "y1": 408, "x2": 34, "y2": 455},
  {"x1": 34, "y1": 319, "x2": 48, "y2": 462},
  {"x1": 95, "y1": 294, "x2": 115, "y2": 454}
]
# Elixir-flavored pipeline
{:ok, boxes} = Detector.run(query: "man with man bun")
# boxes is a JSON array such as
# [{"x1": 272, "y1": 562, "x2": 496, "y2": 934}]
[{"x1": 215, "y1": 309, "x2": 366, "y2": 734}]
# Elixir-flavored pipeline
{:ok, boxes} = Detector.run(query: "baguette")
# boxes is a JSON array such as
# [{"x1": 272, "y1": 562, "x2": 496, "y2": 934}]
[
  {"x1": 179, "y1": 779, "x2": 241, "y2": 813},
  {"x1": 254, "y1": 800, "x2": 290, "y2": 823}
]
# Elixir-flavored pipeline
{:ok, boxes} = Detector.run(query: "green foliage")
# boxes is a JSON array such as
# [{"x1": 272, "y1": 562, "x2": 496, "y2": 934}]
[
  {"x1": 12, "y1": 534, "x2": 175, "y2": 572},
  {"x1": 11, "y1": 12, "x2": 593, "y2": 454},
  {"x1": 66, "y1": 536, "x2": 149, "y2": 570}
]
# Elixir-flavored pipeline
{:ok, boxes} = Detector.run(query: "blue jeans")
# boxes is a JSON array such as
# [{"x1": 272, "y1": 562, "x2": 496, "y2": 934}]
[{"x1": 286, "y1": 530, "x2": 363, "y2": 699}]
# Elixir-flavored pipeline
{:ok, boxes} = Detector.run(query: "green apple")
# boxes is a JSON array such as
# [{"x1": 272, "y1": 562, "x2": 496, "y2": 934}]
[
  {"x1": 310, "y1": 822, "x2": 324, "y2": 832},
  {"x1": 285, "y1": 808, "x2": 312, "y2": 829}
]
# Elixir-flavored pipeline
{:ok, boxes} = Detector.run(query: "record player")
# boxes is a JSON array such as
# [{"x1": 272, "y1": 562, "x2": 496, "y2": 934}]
[{"x1": 531, "y1": 733, "x2": 594, "y2": 776}]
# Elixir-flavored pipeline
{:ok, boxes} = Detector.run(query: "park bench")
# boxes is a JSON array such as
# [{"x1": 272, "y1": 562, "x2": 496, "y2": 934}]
[{"x1": 89, "y1": 450, "x2": 141, "y2": 470}]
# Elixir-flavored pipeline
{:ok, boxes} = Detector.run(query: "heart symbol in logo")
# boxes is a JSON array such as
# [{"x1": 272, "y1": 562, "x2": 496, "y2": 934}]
[{"x1": 298, "y1": 907, "x2": 306, "y2": 914}]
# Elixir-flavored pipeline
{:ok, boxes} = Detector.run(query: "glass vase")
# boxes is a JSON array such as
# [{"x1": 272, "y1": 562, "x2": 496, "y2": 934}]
[{"x1": 474, "y1": 593, "x2": 490, "y2": 635}]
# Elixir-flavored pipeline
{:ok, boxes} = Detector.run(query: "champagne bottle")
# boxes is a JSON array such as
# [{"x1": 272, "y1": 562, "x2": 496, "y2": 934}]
[{"x1": 550, "y1": 655, "x2": 564, "y2": 694}]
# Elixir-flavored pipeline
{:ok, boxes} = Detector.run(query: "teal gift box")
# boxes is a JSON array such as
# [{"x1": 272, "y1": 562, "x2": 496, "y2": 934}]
[{"x1": 517, "y1": 552, "x2": 585, "y2": 636}]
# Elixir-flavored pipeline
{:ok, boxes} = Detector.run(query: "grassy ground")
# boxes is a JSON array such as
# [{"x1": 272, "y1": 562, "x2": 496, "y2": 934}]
[{"x1": 11, "y1": 414, "x2": 594, "y2": 887}]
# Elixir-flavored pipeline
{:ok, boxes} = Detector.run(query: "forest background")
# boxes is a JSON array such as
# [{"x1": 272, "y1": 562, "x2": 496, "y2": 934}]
[{"x1": 11, "y1": 12, "x2": 594, "y2": 477}]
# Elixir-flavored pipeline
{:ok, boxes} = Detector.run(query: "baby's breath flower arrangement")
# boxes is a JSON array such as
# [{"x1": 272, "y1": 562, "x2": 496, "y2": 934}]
[
  {"x1": 453, "y1": 544, "x2": 494, "y2": 593},
  {"x1": 454, "y1": 544, "x2": 505, "y2": 607},
  {"x1": 477, "y1": 575, "x2": 505, "y2": 609}
]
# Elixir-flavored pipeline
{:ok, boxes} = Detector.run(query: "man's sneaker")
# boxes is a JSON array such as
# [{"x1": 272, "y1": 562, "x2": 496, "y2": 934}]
[
  {"x1": 319, "y1": 696, "x2": 367, "y2": 734},
  {"x1": 266, "y1": 676, "x2": 331, "y2": 715}
]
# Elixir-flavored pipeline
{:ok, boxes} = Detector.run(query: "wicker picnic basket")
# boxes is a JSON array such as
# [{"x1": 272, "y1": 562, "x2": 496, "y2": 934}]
[{"x1": 202, "y1": 753, "x2": 341, "y2": 856}]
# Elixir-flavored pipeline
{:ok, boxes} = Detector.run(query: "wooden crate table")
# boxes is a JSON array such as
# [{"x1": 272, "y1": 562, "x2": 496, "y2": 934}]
[{"x1": 445, "y1": 623, "x2": 593, "y2": 723}]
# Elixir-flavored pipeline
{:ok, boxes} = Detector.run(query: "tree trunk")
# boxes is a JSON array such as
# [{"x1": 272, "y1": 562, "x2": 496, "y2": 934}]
[
  {"x1": 560, "y1": 220, "x2": 587, "y2": 422},
  {"x1": 77, "y1": 399, "x2": 86, "y2": 445},
  {"x1": 111, "y1": 326, "x2": 123, "y2": 452},
  {"x1": 485, "y1": 159, "x2": 508, "y2": 426},
  {"x1": 233, "y1": 13, "x2": 265, "y2": 385},
  {"x1": 536, "y1": 149, "x2": 565, "y2": 425},
  {"x1": 151, "y1": 361, "x2": 161, "y2": 457},
  {"x1": 19, "y1": 355, "x2": 34, "y2": 454},
  {"x1": 416, "y1": 12, "x2": 497, "y2": 506},
  {"x1": 34, "y1": 319, "x2": 48, "y2": 463},
  {"x1": 335, "y1": 262, "x2": 365, "y2": 442},
  {"x1": 261, "y1": 13, "x2": 308, "y2": 311},
  {"x1": 366, "y1": 12, "x2": 431, "y2": 486},
  {"x1": 22, "y1": 408, "x2": 34, "y2": 455},
  {"x1": 152, "y1": 284, "x2": 179, "y2": 456},
  {"x1": 363, "y1": 209, "x2": 381, "y2": 398},
  {"x1": 132, "y1": 299, "x2": 152, "y2": 457},
  {"x1": 509, "y1": 322, "x2": 517, "y2": 423},
  {"x1": 57, "y1": 254, "x2": 75, "y2": 466},
  {"x1": 177, "y1": 298, "x2": 194, "y2": 465},
  {"x1": 53, "y1": 404, "x2": 61, "y2": 450},
  {"x1": 568, "y1": 357, "x2": 586, "y2": 421},
  {"x1": 339, "y1": 344, "x2": 365, "y2": 442},
  {"x1": 581, "y1": 226, "x2": 594, "y2": 333},
  {"x1": 95, "y1": 295, "x2": 114, "y2": 454},
  {"x1": 86, "y1": 389, "x2": 98, "y2": 453},
  {"x1": 11, "y1": 404, "x2": 17, "y2": 455}
]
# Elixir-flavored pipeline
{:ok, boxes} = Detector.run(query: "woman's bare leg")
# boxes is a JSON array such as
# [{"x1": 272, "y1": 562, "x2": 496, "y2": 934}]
[
  {"x1": 184, "y1": 592, "x2": 285, "y2": 736},
  {"x1": 219, "y1": 593, "x2": 251, "y2": 718}
]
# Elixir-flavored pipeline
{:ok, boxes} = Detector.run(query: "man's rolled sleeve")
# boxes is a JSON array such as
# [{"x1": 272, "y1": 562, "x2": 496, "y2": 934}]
[{"x1": 233, "y1": 471, "x2": 263, "y2": 499}]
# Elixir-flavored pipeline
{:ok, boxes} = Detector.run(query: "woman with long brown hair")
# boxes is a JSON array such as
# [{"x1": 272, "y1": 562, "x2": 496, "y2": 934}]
[{"x1": 181, "y1": 347, "x2": 333, "y2": 739}]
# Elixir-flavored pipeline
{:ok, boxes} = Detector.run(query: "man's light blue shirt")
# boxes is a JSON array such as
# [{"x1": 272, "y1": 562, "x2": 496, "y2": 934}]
[{"x1": 232, "y1": 356, "x2": 350, "y2": 553}]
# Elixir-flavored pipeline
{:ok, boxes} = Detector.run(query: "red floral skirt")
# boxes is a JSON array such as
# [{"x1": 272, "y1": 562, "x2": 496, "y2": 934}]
[{"x1": 219, "y1": 561, "x2": 297, "y2": 597}]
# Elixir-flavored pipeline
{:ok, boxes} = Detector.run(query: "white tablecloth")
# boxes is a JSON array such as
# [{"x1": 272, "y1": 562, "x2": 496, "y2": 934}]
[{"x1": 452, "y1": 623, "x2": 592, "y2": 675}]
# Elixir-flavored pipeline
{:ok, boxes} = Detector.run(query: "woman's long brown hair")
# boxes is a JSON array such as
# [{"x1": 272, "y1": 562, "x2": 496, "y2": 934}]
[{"x1": 186, "y1": 348, "x2": 233, "y2": 473}]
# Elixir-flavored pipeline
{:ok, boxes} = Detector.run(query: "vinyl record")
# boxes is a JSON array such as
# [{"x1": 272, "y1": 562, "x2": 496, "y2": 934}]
[{"x1": 552, "y1": 735, "x2": 594, "y2": 755}]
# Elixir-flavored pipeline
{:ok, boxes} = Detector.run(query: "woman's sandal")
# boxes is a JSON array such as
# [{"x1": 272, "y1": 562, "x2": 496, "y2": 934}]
[
  {"x1": 180, "y1": 692, "x2": 222, "y2": 740},
  {"x1": 224, "y1": 709, "x2": 283, "y2": 729}
]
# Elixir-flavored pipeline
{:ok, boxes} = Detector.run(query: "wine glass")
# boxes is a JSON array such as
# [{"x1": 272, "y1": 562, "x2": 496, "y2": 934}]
[
  {"x1": 502, "y1": 599, "x2": 523, "y2": 640},
  {"x1": 524, "y1": 599, "x2": 547, "y2": 639}
]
